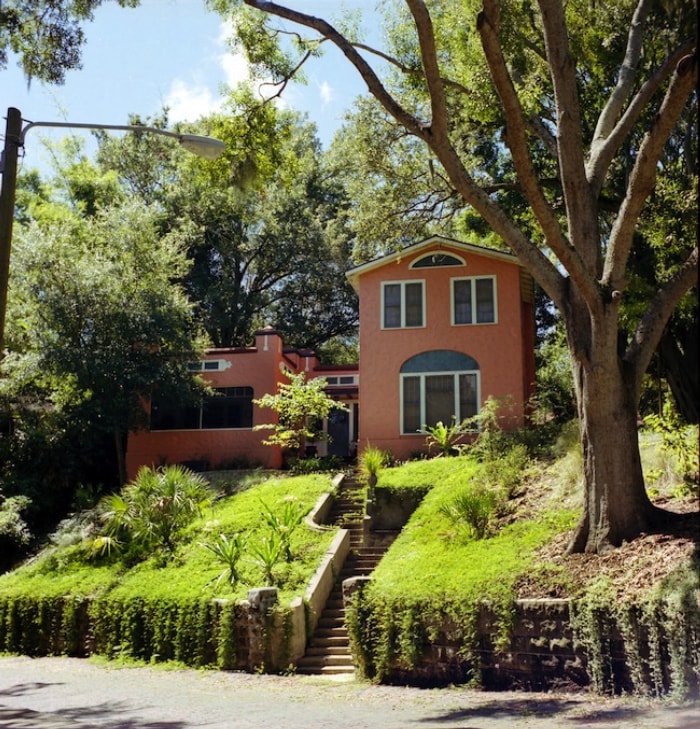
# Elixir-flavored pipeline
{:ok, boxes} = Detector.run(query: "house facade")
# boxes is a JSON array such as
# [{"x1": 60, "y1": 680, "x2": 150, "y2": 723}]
[
  {"x1": 125, "y1": 236, "x2": 534, "y2": 478},
  {"x1": 346, "y1": 236, "x2": 535, "y2": 461},
  {"x1": 125, "y1": 328, "x2": 359, "y2": 479}
]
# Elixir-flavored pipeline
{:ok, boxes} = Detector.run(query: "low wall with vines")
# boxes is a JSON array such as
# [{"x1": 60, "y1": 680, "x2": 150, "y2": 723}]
[
  {"x1": 0, "y1": 592, "x2": 297, "y2": 672},
  {"x1": 346, "y1": 584, "x2": 700, "y2": 697}
]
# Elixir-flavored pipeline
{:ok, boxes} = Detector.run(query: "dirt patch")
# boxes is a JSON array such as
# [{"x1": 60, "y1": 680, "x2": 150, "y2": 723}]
[{"x1": 511, "y1": 496, "x2": 699, "y2": 600}]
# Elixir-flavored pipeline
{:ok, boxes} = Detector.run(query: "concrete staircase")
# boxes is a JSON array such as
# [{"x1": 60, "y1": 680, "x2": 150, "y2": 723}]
[{"x1": 296, "y1": 476, "x2": 391, "y2": 676}]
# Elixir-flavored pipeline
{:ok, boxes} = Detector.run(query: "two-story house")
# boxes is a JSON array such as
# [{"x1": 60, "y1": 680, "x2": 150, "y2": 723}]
[
  {"x1": 346, "y1": 235, "x2": 535, "y2": 461},
  {"x1": 125, "y1": 236, "x2": 534, "y2": 477}
]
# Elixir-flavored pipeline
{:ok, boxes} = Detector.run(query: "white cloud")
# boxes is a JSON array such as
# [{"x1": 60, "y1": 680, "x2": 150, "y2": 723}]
[
  {"x1": 220, "y1": 52, "x2": 251, "y2": 88},
  {"x1": 319, "y1": 81, "x2": 334, "y2": 107},
  {"x1": 165, "y1": 79, "x2": 223, "y2": 122}
]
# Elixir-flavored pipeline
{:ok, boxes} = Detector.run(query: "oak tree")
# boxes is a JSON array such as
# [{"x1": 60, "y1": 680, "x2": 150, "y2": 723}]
[{"x1": 215, "y1": 0, "x2": 698, "y2": 553}]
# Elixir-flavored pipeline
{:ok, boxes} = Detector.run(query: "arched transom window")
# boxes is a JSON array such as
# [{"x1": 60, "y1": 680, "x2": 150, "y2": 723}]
[{"x1": 400, "y1": 351, "x2": 480, "y2": 434}]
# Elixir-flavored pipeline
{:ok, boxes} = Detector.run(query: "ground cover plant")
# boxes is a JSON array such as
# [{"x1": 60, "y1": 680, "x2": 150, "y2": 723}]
[
  {"x1": 347, "y1": 426, "x2": 699, "y2": 696},
  {"x1": 0, "y1": 468, "x2": 336, "y2": 666}
]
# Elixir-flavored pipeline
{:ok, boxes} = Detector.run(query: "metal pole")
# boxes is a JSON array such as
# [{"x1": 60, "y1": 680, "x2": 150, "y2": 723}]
[{"x1": 0, "y1": 107, "x2": 22, "y2": 354}]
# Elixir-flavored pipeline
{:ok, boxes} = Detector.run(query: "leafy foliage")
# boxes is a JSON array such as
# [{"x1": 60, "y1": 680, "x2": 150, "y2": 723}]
[
  {"x1": 94, "y1": 466, "x2": 214, "y2": 559},
  {"x1": 419, "y1": 418, "x2": 470, "y2": 457},
  {"x1": 254, "y1": 372, "x2": 348, "y2": 452},
  {"x1": 200, "y1": 532, "x2": 247, "y2": 591},
  {"x1": 0, "y1": 0, "x2": 139, "y2": 83}
]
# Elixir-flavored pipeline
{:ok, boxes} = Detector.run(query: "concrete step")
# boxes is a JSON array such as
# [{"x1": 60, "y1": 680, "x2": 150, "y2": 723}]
[
  {"x1": 304, "y1": 645, "x2": 352, "y2": 657},
  {"x1": 296, "y1": 663, "x2": 356, "y2": 675}
]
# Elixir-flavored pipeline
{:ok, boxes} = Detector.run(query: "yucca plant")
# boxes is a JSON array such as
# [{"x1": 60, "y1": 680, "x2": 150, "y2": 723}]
[
  {"x1": 258, "y1": 497, "x2": 306, "y2": 561},
  {"x1": 439, "y1": 484, "x2": 501, "y2": 540},
  {"x1": 249, "y1": 533, "x2": 283, "y2": 586},
  {"x1": 201, "y1": 532, "x2": 247, "y2": 591},
  {"x1": 419, "y1": 418, "x2": 469, "y2": 457},
  {"x1": 359, "y1": 443, "x2": 390, "y2": 488}
]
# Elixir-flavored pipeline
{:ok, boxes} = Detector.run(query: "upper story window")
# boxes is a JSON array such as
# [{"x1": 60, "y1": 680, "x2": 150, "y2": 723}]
[
  {"x1": 324, "y1": 375, "x2": 358, "y2": 386},
  {"x1": 410, "y1": 252, "x2": 465, "y2": 268},
  {"x1": 382, "y1": 280, "x2": 425, "y2": 329},
  {"x1": 187, "y1": 360, "x2": 228, "y2": 372},
  {"x1": 452, "y1": 276, "x2": 497, "y2": 325}
]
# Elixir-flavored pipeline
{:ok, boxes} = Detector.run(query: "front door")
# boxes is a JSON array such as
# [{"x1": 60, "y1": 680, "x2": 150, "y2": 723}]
[{"x1": 327, "y1": 408, "x2": 350, "y2": 457}]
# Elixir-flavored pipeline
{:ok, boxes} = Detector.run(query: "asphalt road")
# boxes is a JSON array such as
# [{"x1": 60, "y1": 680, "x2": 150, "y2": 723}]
[{"x1": 0, "y1": 656, "x2": 698, "y2": 729}]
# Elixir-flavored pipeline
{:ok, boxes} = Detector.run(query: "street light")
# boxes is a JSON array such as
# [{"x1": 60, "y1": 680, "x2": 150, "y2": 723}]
[{"x1": 0, "y1": 106, "x2": 226, "y2": 352}]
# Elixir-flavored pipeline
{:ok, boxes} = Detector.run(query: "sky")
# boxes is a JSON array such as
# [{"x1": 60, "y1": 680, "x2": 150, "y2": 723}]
[{"x1": 2, "y1": 0, "x2": 381, "y2": 173}]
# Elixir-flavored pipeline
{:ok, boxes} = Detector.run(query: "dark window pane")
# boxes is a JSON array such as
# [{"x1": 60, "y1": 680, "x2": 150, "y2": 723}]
[
  {"x1": 202, "y1": 387, "x2": 253, "y2": 429},
  {"x1": 402, "y1": 376, "x2": 421, "y2": 433},
  {"x1": 459, "y1": 374, "x2": 478, "y2": 420},
  {"x1": 476, "y1": 278, "x2": 495, "y2": 323},
  {"x1": 384, "y1": 284, "x2": 401, "y2": 328},
  {"x1": 405, "y1": 282, "x2": 423, "y2": 326},
  {"x1": 150, "y1": 397, "x2": 200, "y2": 430},
  {"x1": 425, "y1": 374, "x2": 455, "y2": 427},
  {"x1": 453, "y1": 279, "x2": 472, "y2": 324}
]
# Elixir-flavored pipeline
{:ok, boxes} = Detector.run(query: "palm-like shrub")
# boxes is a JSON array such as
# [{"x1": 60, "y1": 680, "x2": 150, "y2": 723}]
[
  {"x1": 201, "y1": 532, "x2": 247, "y2": 591},
  {"x1": 439, "y1": 484, "x2": 501, "y2": 540},
  {"x1": 419, "y1": 418, "x2": 469, "y2": 457},
  {"x1": 259, "y1": 497, "x2": 306, "y2": 562},
  {"x1": 94, "y1": 465, "x2": 213, "y2": 560}
]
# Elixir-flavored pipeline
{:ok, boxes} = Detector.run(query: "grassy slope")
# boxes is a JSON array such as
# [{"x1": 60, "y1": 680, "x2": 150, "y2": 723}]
[{"x1": 0, "y1": 473, "x2": 336, "y2": 604}]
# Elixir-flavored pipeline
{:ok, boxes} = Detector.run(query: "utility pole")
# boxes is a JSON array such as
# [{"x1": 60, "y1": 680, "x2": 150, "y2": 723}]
[{"x1": 0, "y1": 107, "x2": 22, "y2": 353}]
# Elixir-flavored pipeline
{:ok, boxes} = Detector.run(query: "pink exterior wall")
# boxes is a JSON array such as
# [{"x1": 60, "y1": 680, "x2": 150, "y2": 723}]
[
  {"x1": 126, "y1": 329, "x2": 289, "y2": 479},
  {"x1": 125, "y1": 330, "x2": 360, "y2": 480},
  {"x1": 352, "y1": 239, "x2": 534, "y2": 461}
]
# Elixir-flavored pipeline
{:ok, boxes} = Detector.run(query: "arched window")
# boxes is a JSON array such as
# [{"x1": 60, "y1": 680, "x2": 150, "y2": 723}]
[
  {"x1": 400, "y1": 351, "x2": 479, "y2": 434},
  {"x1": 410, "y1": 252, "x2": 465, "y2": 268}
]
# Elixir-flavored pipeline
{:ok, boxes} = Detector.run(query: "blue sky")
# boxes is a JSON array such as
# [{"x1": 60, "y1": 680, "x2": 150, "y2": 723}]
[{"x1": 3, "y1": 0, "x2": 380, "y2": 172}]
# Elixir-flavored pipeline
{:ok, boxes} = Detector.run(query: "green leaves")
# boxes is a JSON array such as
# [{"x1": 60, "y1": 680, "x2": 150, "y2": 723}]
[
  {"x1": 254, "y1": 371, "x2": 348, "y2": 452},
  {"x1": 94, "y1": 465, "x2": 214, "y2": 559}
]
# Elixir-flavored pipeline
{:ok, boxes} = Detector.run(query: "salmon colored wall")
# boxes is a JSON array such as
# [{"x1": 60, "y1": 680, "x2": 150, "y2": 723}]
[
  {"x1": 356, "y1": 243, "x2": 533, "y2": 461},
  {"x1": 126, "y1": 329, "x2": 289, "y2": 479}
]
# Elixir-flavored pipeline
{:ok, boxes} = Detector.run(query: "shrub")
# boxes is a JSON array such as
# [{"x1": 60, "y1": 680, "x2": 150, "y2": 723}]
[
  {"x1": 93, "y1": 465, "x2": 214, "y2": 561},
  {"x1": 419, "y1": 418, "x2": 469, "y2": 457},
  {"x1": 359, "y1": 444, "x2": 392, "y2": 487},
  {"x1": 0, "y1": 495, "x2": 32, "y2": 571},
  {"x1": 258, "y1": 497, "x2": 307, "y2": 562},
  {"x1": 439, "y1": 484, "x2": 502, "y2": 539},
  {"x1": 200, "y1": 532, "x2": 247, "y2": 591}
]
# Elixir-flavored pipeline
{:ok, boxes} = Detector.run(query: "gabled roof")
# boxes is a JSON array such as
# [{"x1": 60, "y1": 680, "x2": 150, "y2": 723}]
[{"x1": 346, "y1": 235, "x2": 521, "y2": 292}]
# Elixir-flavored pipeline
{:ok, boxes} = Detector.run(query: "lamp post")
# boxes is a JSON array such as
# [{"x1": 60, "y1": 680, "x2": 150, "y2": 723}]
[{"x1": 0, "y1": 106, "x2": 226, "y2": 352}]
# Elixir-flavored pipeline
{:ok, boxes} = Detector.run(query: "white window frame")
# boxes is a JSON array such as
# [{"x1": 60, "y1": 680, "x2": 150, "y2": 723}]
[
  {"x1": 450, "y1": 275, "x2": 498, "y2": 325},
  {"x1": 399, "y1": 370, "x2": 481, "y2": 435},
  {"x1": 381, "y1": 279, "x2": 426, "y2": 329}
]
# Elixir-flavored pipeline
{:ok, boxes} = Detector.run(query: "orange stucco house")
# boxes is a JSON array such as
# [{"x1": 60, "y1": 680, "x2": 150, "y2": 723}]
[
  {"x1": 125, "y1": 236, "x2": 534, "y2": 477},
  {"x1": 125, "y1": 329, "x2": 359, "y2": 479},
  {"x1": 347, "y1": 236, "x2": 535, "y2": 462}
]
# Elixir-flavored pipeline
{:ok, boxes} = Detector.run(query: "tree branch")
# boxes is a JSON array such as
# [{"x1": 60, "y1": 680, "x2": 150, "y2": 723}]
[
  {"x1": 591, "y1": 0, "x2": 652, "y2": 146},
  {"x1": 537, "y1": 0, "x2": 600, "y2": 270},
  {"x1": 626, "y1": 246, "x2": 698, "y2": 398},
  {"x1": 241, "y1": 0, "x2": 428, "y2": 136},
  {"x1": 587, "y1": 38, "x2": 696, "y2": 196},
  {"x1": 478, "y1": 0, "x2": 599, "y2": 313},
  {"x1": 603, "y1": 52, "x2": 698, "y2": 289}
]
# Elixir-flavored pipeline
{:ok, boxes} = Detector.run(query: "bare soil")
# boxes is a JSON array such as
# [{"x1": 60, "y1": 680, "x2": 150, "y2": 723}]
[{"x1": 510, "y1": 485, "x2": 699, "y2": 600}]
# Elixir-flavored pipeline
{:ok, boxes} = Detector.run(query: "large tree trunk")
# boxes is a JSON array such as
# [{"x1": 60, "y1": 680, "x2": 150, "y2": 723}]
[{"x1": 566, "y1": 325, "x2": 660, "y2": 553}]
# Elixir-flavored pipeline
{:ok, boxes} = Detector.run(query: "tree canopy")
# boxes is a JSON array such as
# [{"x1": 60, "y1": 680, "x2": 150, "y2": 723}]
[
  {"x1": 0, "y1": 0, "x2": 139, "y2": 83},
  {"x1": 218, "y1": 0, "x2": 698, "y2": 553}
]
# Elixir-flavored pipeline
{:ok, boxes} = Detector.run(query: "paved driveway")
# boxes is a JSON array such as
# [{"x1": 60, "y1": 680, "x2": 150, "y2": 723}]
[{"x1": 0, "y1": 656, "x2": 697, "y2": 729}]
